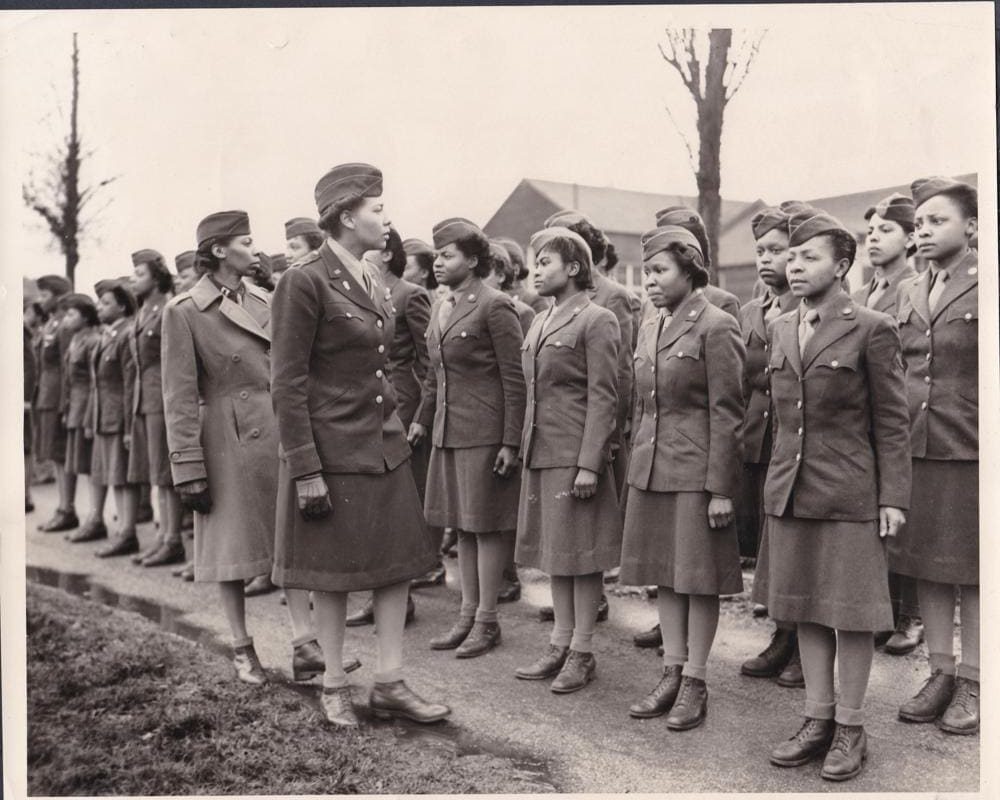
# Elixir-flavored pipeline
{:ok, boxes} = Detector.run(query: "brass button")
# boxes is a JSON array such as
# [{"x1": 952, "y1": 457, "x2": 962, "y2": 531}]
[
  {"x1": 764, "y1": 367, "x2": 770, "y2": 375},
  {"x1": 375, "y1": 395, "x2": 383, "y2": 404},
  {"x1": 925, "y1": 329, "x2": 931, "y2": 337},
  {"x1": 921, "y1": 401, "x2": 928, "y2": 409},
  {"x1": 461, "y1": 331, "x2": 468, "y2": 338},
  {"x1": 346, "y1": 312, "x2": 353, "y2": 319},
  {"x1": 763, "y1": 411, "x2": 768, "y2": 419},
  {"x1": 964, "y1": 313, "x2": 972, "y2": 321},
  {"x1": 378, "y1": 345, "x2": 385, "y2": 353},
  {"x1": 376, "y1": 369, "x2": 383, "y2": 378},
  {"x1": 239, "y1": 390, "x2": 249, "y2": 399},
  {"x1": 924, "y1": 376, "x2": 931, "y2": 384},
  {"x1": 795, "y1": 453, "x2": 801, "y2": 461},
  {"x1": 831, "y1": 360, "x2": 839, "y2": 368},
  {"x1": 171, "y1": 452, "x2": 180, "y2": 461},
  {"x1": 377, "y1": 319, "x2": 384, "y2": 328},
  {"x1": 796, "y1": 400, "x2": 802, "y2": 409},
  {"x1": 250, "y1": 428, "x2": 260, "y2": 438},
  {"x1": 231, "y1": 354, "x2": 241, "y2": 362},
  {"x1": 650, "y1": 390, "x2": 655, "y2": 398},
  {"x1": 797, "y1": 427, "x2": 803, "y2": 436}
]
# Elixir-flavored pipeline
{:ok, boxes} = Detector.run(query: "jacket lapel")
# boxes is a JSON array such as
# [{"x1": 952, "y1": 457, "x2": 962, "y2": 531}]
[
  {"x1": 802, "y1": 294, "x2": 858, "y2": 370},
  {"x1": 656, "y1": 292, "x2": 704, "y2": 352},
  {"x1": 320, "y1": 242, "x2": 379, "y2": 315},
  {"x1": 748, "y1": 298, "x2": 768, "y2": 343},
  {"x1": 774, "y1": 313, "x2": 802, "y2": 377},
  {"x1": 874, "y1": 266, "x2": 916, "y2": 313},
  {"x1": 537, "y1": 296, "x2": 589, "y2": 347},
  {"x1": 189, "y1": 275, "x2": 270, "y2": 343},
  {"x1": 907, "y1": 270, "x2": 932, "y2": 327},
  {"x1": 442, "y1": 283, "x2": 481, "y2": 337},
  {"x1": 930, "y1": 252, "x2": 978, "y2": 322}
]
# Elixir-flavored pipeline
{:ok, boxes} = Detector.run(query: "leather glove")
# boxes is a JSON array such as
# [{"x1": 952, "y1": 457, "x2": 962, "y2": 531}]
[
  {"x1": 296, "y1": 473, "x2": 332, "y2": 521},
  {"x1": 177, "y1": 479, "x2": 213, "y2": 514}
]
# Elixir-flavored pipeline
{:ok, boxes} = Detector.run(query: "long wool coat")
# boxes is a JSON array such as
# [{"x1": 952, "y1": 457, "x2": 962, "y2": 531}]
[{"x1": 160, "y1": 276, "x2": 276, "y2": 581}]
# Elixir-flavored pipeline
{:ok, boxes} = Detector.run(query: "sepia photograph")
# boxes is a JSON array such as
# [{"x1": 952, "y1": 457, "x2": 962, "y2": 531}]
[{"x1": 2, "y1": 2, "x2": 997, "y2": 797}]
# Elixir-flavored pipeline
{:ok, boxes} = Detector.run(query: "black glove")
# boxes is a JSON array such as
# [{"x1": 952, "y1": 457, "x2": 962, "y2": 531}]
[
  {"x1": 177, "y1": 479, "x2": 213, "y2": 514},
  {"x1": 296, "y1": 473, "x2": 332, "y2": 521}
]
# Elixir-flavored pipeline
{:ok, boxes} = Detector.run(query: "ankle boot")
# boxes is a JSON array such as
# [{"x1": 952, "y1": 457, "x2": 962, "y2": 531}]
[
  {"x1": 233, "y1": 641, "x2": 267, "y2": 685},
  {"x1": 455, "y1": 621, "x2": 501, "y2": 658},
  {"x1": 884, "y1": 615, "x2": 925, "y2": 656},
  {"x1": 633, "y1": 623, "x2": 663, "y2": 649},
  {"x1": 430, "y1": 617, "x2": 475, "y2": 650},
  {"x1": 937, "y1": 676, "x2": 979, "y2": 735},
  {"x1": 370, "y1": 680, "x2": 451, "y2": 723},
  {"x1": 820, "y1": 724, "x2": 867, "y2": 781},
  {"x1": 629, "y1": 664, "x2": 683, "y2": 718},
  {"x1": 515, "y1": 644, "x2": 568, "y2": 680},
  {"x1": 321, "y1": 686, "x2": 359, "y2": 727},
  {"x1": 665, "y1": 676, "x2": 708, "y2": 731},
  {"x1": 551, "y1": 650, "x2": 596, "y2": 694},
  {"x1": 776, "y1": 644, "x2": 805, "y2": 688},
  {"x1": 741, "y1": 628, "x2": 795, "y2": 678},
  {"x1": 770, "y1": 716, "x2": 835, "y2": 767},
  {"x1": 899, "y1": 669, "x2": 955, "y2": 723}
]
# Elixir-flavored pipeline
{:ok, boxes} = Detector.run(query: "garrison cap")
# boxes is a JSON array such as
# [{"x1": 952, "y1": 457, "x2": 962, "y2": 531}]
[
  {"x1": 285, "y1": 217, "x2": 322, "y2": 239},
  {"x1": 314, "y1": 163, "x2": 382, "y2": 218},
  {"x1": 910, "y1": 176, "x2": 977, "y2": 212},
  {"x1": 95, "y1": 281, "x2": 136, "y2": 314},
  {"x1": 788, "y1": 209, "x2": 850, "y2": 247},
  {"x1": 750, "y1": 207, "x2": 789, "y2": 240},
  {"x1": 402, "y1": 238, "x2": 434, "y2": 258},
  {"x1": 174, "y1": 251, "x2": 197, "y2": 272},
  {"x1": 640, "y1": 225, "x2": 703, "y2": 261},
  {"x1": 493, "y1": 236, "x2": 525, "y2": 267},
  {"x1": 654, "y1": 205, "x2": 703, "y2": 229},
  {"x1": 131, "y1": 249, "x2": 164, "y2": 267},
  {"x1": 543, "y1": 209, "x2": 594, "y2": 229},
  {"x1": 431, "y1": 218, "x2": 483, "y2": 250},
  {"x1": 93, "y1": 278, "x2": 119, "y2": 297},
  {"x1": 36, "y1": 274, "x2": 72, "y2": 296},
  {"x1": 530, "y1": 226, "x2": 594, "y2": 271},
  {"x1": 864, "y1": 192, "x2": 915, "y2": 225},
  {"x1": 196, "y1": 211, "x2": 250, "y2": 249},
  {"x1": 779, "y1": 200, "x2": 814, "y2": 217},
  {"x1": 489, "y1": 240, "x2": 513, "y2": 272}
]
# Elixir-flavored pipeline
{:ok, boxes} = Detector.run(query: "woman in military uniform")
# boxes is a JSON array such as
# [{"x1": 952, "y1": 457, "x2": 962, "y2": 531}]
[
  {"x1": 87, "y1": 281, "x2": 140, "y2": 555},
  {"x1": 763, "y1": 210, "x2": 910, "y2": 782},
  {"x1": 409, "y1": 217, "x2": 526, "y2": 659},
  {"x1": 33, "y1": 274, "x2": 77, "y2": 532},
  {"x1": 126, "y1": 251, "x2": 185, "y2": 566},
  {"x1": 620, "y1": 226, "x2": 745, "y2": 732},
  {"x1": 514, "y1": 227, "x2": 621, "y2": 693},
  {"x1": 60, "y1": 294, "x2": 102, "y2": 542},
  {"x1": 890, "y1": 177, "x2": 980, "y2": 735},
  {"x1": 284, "y1": 216, "x2": 325, "y2": 267},
  {"x1": 271, "y1": 165, "x2": 447, "y2": 727}
]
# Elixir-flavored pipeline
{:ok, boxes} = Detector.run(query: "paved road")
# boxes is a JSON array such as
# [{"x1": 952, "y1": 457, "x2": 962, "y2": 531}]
[{"x1": 24, "y1": 483, "x2": 979, "y2": 793}]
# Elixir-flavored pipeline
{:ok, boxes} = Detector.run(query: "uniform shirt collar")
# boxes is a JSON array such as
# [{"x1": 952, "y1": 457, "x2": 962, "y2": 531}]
[
  {"x1": 799, "y1": 288, "x2": 845, "y2": 324},
  {"x1": 207, "y1": 273, "x2": 245, "y2": 302},
  {"x1": 326, "y1": 237, "x2": 369, "y2": 286}
]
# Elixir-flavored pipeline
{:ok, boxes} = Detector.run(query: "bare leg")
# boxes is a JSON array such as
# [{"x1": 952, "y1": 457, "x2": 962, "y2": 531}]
[{"x1": 284, "y1": 589, "x2": 315, "y2": 641}]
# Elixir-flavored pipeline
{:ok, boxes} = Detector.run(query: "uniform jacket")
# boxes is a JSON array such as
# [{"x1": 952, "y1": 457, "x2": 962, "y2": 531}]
[
  {"x1": 895, "y1": 251, "x2": 977, "y2": 460},
  {"x1": 520, "y1": 295, "x2": 620, "y2": 472},
  {"x1": 589, "y1": 271, "x2": 635, "y2": 440},
  {"x1": 130, "y1": 289, "x2": 171, "y2": 416},
  {"x1": 161, "y1": 275, "x2": 279, "y2": 544},
  {"x1": 62, "y1": 327, "x2": 100, "y2": 430},
  {"x1": 739, "y1": 290, "x2": 800, "y2": 464},
  {"x1": 512, "y1": 296, "x2": 537, "y2": 337},
  {"x1": 384, "y1": 273, "x2": 431, "y2": 429},
  {"x1": 91, "y1": 316, "x2": 136, "y2": 435},
  {"x1": 764, "y1": 291, "x2": 911, "y2": 521},
  {"x1": 33, "y1": 314, "x2": 73, "y2": 411},
  {"x1": 850, "y1": 265, "x2": 916, "y2": 315},
  {"x1": 628, "y1": 291, "x2": 746, "y2": 497},
  {"x1": 24, "y1": 324, "x2": 37, "y2": 404},
  {"x1": 416, "y1": 278, "x2": 526, "y2": 450},
  {"x1": 271, "y1": 242, "x2": 411, "y2": 478}
]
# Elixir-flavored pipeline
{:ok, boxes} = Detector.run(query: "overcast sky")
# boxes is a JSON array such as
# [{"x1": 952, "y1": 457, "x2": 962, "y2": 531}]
[{"x1": 1, "y1": 3, "x2": 995, "y2": 293}]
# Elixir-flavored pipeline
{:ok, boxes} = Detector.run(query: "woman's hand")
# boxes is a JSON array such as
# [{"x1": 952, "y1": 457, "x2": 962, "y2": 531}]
[
  {"x1": 296, "y1": 473, "x2": 332, "y2": 521},
  {"x1": 177, "y1": 479, "x2": 212, "y2": 514},
  {"x1": 493, "y1": 445, "x2": 519, "y2": 478},
  {"x1": 572, "y1": 468, "x2": 599, "y2": 500},
  {"x1": 407, "y1": 422, "x2": 427, "y2": 447},
  {"x1": 707, "y1": 495, "x2": 734, "y2": 529},
  {"x1": 879, "y1": 506, "x2": 906, "y2": 538}
]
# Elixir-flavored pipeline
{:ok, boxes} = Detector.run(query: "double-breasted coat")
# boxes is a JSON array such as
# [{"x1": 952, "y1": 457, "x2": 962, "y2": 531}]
[
  {"x1": 270, "y1": 242, "x2": 434, "y2": 591},
  {"x1": 32, "y1": 313, "x2": 74, "y2": 461},
  {"x1": 888, "y1": 250, "x2": 978, "y2": 585},
  {"x1": 128, "y1": 289, "x2": 172, "y2": 486},
  {"x1": 160, "y1": 276, "x2": 276, "y2": 582},
  {"x1": 90, "y1": 316, "x2": 136, "y2": 487},
  {"x1": 418, "y1": 278, "x2": 527, "y2": 532},
  {"x1": 620, "y1": 291, "x2": 746, "y2": 594},
  {"x1": 515, "y1": 295, "x2": 623, "y2": 575},
  {"x1": 758, "y1": 291, "x2": 910, "y2": 630}
]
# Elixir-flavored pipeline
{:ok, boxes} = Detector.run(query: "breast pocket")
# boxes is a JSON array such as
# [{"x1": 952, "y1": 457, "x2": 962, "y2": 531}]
[
  {"x1": 812, "y1": 352, "x2": 859, "y2": 372},
  {"x1": 945, "y1": 301, "x2": 977, "y2": 326},
  {"x1": 542, "y1": 332, "x2": 578, "y2": 351},
  {"x1": 663, "y1": 337, "x2": 702, "y2": 364},
  {"x1": 324, "y1": 301, "x2": 368, "y2": 344}
]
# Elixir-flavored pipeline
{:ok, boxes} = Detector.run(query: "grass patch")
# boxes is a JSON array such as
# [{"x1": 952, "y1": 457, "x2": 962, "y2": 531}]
[{"x1": 26, "y1": 583, "x2": 552, "y2": 795}]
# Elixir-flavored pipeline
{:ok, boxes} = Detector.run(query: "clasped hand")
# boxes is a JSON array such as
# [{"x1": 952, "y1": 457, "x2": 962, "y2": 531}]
[{"x1": 296, "y1": 473, "x2": 333, "y2": 521}]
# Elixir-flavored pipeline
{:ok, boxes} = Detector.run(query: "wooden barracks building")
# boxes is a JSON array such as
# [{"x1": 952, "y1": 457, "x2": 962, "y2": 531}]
[{"x1": 483, "y1": 174, "x2": 976, "y2": 303}]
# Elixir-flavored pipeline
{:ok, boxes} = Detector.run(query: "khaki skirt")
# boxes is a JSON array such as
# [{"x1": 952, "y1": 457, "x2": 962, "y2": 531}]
[
  {"x1": 888, "y1": 459, "x2": 978, "y2": 586},
  {"x1": 620, "y1": 488, "x2": 742, "y2": 595},
  {"x1": 515, "y1": 465, "x2": 622, "y2": 576},
  {"x1": 91, "y1": 431, "x2": 129, "y2": 487},
  {"x1": 34, "y1": 409, "x2": 67, "y2": 463},
  {"x1": 64, "y1": 428, "x2": 92, "y2": 476},
  {"x1": 424, "y1": 445, "x2": 521, "y2": 533}
]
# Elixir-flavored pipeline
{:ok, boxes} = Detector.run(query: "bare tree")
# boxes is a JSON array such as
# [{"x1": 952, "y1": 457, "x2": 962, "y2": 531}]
[
  {"x1": 659, "y1": 28, "x2": 765, "y2": 283},
  {"x1": 22, "y1": 33, "x2": 116, "y2": 288}
]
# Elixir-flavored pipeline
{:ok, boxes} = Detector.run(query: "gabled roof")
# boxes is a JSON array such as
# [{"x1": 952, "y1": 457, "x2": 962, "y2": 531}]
[{"x1": 522, "y1": 178, "x2": 756, "y2": 237}]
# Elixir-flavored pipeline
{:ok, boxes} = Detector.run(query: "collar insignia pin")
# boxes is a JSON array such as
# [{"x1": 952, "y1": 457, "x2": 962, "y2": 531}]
[{"x1": 342, "y1": 281, "x2": 351, "y2": 291}]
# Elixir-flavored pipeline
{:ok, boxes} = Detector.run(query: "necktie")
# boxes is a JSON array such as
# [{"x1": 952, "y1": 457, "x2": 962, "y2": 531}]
[
  {"x1": 763, "y1": 293, "x2": 782, "y2": 323},
  {"x1": 439, "y1": 295, "x2": 457, "y2": 328},
  {"x1": 798, "y1": 308, "x2": 819, "y2": 357},
  {"x1": 866, "y1": 278, "x2": 888, "y2": 308},
  {"x1": 928, "y1": 269, "x2": 948, "y2": 312}
]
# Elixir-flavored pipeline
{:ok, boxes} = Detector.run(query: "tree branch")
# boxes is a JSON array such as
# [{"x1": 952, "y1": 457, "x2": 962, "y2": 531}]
[
  {"x1": 663, "y1": 102, "x2": 697, "y2": 177},
  {"x1": 659, "y1": 28, "x2": 702, "y2": 102},
  {"x1": 724, "y1": 30, "x2": 766, "y2": 104}
]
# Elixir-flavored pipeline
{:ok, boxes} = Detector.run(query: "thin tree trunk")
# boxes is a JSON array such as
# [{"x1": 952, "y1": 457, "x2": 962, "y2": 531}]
[
  {"x1": 64, "y1": 32, "x2": 81, "y2": 287},
  {"x1": 695, "y1": 28, "x2": 730, "y2": 286}
]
